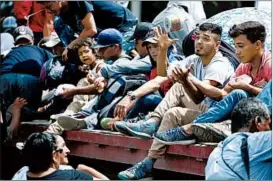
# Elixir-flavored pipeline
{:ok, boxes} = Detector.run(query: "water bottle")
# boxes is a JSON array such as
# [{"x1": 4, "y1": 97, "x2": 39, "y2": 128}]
[{"x1": 164, "y1": 15, "x2": 183, "y2": 32}]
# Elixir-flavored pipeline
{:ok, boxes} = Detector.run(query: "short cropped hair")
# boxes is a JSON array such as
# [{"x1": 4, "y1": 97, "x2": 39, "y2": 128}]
[
  {"x1": 231, "y1": 98, "x2": 270, "y2": 133},
  {"x1": 228, "y1": 21, "x2": 266, "y2": 43},
  {"x1": 198, "y1": 23, "x2": 222, "y2": 41},
  {"x1": 22, "y1": 132, "x2": 57, "y2": 173}
]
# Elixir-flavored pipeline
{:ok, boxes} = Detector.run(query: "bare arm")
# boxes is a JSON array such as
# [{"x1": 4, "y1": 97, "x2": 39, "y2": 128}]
[
  {"x1": 67, "y1": 12, "x2": 97, "y2": 49},
  {"x1": 157, "y1": 47, "x2": 168, "y2": 76},
  {"x1": 189, "y1": 74, "x2": 230, "y2": 100},
  {"x1": 60, "y1": 84, "x2": 99, "y2": 99},
  {"x1": 43, "y1": 10, "x2": 54, "y2": 37},
  {"x1": 114, "y1": 76, "x2": 169, "y2": 119},
  {"x1": 244, "y1": 84, "x2": 262, "y2": 95},
  {"x1": 182, "y1": 76, "x2": 204, "y2": 104},
  {"x1": 132, "y1": 76, "x2": 169, "y2": 98},
  {"x1": 77, "y1": 164, "x2": 109, "y2": 180}
]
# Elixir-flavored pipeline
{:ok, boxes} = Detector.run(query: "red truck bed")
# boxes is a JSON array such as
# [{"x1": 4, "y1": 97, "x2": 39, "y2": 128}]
[{"x1": 18, "y1": 123, "x2": 216, "y2": 176}]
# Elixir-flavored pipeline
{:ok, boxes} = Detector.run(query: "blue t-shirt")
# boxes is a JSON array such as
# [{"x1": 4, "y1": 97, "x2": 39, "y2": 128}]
[
  {"x1": 59, "y1": 1, "x2": 137, "y2": 34},
  {"x1": 1, "y1": 45, "x2": 53, "y2": 77}
]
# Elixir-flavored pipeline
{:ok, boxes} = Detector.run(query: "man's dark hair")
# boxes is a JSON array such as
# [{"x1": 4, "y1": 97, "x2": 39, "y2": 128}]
[
  {"x1": 198, "y1": 23, "x2": 222, "y2": 41},
  {"x1": 228, "y1": 21, "x2": 266, "y2": 43},
  {"x1": 231, "y1": 98, "x2": 270, "y2": 133},
  {"x1": 22, "y1": 132, "x2": 57, "y2": 173}
]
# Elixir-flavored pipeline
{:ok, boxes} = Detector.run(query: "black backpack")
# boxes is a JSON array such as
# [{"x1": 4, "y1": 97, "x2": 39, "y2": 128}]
[{"x1": 82, "y1": 74, "x2": 147, "y2": 129}]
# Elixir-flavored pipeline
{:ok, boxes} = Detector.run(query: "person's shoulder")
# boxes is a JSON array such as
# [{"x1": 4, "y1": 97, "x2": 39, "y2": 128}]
[
  {"x1": 184, "y1": 54, "x2": 199, "y2": 62},
  {"x1": 248, "y1": 131, "x2": 272, "y2": 142},
  {"x1": 211, "y1": 52, "x2": 230, "y2": 63},
  {"x1": 262, "y1": 51, "x2": 272, "y2": 67},
  {"x1": 117, "y1": 53, "x2": 132, "y2": 61}
]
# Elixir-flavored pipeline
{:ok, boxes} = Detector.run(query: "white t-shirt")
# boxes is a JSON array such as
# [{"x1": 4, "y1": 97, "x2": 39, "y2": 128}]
[
  {"x1": 168, "y1": 52, "x2": 234, "y2": 107},
  {"x1": 12, "y1": 165, "x2": 73, "y2": 180}
]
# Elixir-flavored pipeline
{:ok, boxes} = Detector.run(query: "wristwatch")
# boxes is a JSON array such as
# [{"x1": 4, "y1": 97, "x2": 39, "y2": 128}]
[{"x1": 127, "y1": 91, "x2": 137, "y2": 100}]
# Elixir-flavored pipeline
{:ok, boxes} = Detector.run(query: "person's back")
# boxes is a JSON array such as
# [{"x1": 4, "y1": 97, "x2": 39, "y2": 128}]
[
  {"x1": 1, "y1": 45, "x2": 53, "y2": 77},
  {"x1": 27, "y1": 169, "x2": 92, "y2": 180},
  {"x1": 205, "y1": 98, "x2": 272, "y2": 180},
  {"x1": 206, "y1": 131, "x2": 272, "y2": 180},
  {"x1": 58, "y1": 1, "x2": 136, "y2": 34},
  {"x1": 152, "y1": 2, "x2": 196, "y2": 56},
  {"x1": 89, "y1": 1, "x2": 137, "y2": 33}
]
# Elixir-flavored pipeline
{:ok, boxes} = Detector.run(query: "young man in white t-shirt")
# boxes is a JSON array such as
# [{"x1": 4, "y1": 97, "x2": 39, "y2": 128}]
[{"x1": 117, "y1": 23, "x2": 235, "y2": 180}]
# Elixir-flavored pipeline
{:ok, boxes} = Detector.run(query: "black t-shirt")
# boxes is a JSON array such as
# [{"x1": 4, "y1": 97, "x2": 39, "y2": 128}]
[
  {"x1": 1, "y1": 45, "x2": 53, "y2": 77},
  {"x1": 27, "y1": 169, "x2": 93, "y2": 180},
  {"x1": 59, "y1": 1, "x2": 137, "y2": 34}
]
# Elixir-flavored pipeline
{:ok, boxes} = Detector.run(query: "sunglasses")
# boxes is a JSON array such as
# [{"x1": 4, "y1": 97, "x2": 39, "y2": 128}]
[{"x1": 55, "y1": 148, "x2": 64, "y2": 153}]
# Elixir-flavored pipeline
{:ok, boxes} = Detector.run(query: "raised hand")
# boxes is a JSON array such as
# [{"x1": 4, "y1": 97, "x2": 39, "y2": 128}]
[{"x1": 153, "y1": 26, "x2": 178, "y2": 49}]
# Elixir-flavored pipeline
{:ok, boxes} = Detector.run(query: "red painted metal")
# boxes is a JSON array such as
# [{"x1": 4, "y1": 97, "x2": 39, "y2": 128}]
[{"x1": 18, "y1": 124, "x2": 216, "y2": 176}]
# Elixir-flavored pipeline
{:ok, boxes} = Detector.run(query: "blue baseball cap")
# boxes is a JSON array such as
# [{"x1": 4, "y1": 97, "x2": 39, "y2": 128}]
[{"x1": 92, "y1": 28, "x2": 123, "y2": 49}]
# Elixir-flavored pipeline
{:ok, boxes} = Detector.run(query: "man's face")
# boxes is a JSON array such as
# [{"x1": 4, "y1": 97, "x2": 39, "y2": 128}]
[
  {"x1": 98, "y1": 45, "x2": 118, "y2": 60},
  {"x1": 135, "y1": 39, "x2": 148, "y2": 57},
  {"x1": 194, "y1": 30, "x2": 219, "y2": 56},
  {"x1": 147, "y1": 43, "x2": 159, "y2": 62},
  {"x1": 53, "y1": 44, "x2": 65, "y2": 56},
  {"x1": 233, "y1": 35, "x2": 260, "y2": 64},
  {"x1": 78, "y1": 46, "x2": 96, "y2": 65},
  {"x1": 55, "y1": 136, "x2": 70, "y2": 165},
  {"x1": 44, "y1": 2, "x2": 62, "y2": 16}
]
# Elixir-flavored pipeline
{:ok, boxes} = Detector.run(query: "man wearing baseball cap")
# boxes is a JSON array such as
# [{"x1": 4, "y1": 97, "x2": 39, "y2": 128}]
[
  {"x1": 92, "y1": 28, "x2": 151, "y2": 79},
  {"x1": 0, "y1": 25, "x2": 54, "y2": 128},
  {"x1": 128, "y1": 22, "x2": 153, "y2": 58}
]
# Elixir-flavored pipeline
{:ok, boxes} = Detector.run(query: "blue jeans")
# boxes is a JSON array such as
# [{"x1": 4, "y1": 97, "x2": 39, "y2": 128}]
[
  {"x1": 0, "y1": 73, "x2": 42, "y2": 109},
  {"x1": 0, "y1": 73, "x2": 43, "y2": 122},
  {"x1": 256, "y1": 80, "x2": 272, "y2": 114},
  {"x1": 125, "y1": 94, "x2": 163, "y2": 119},
  {"x1": 194, "y1": 89, "x2": 250, "y2": 123}
]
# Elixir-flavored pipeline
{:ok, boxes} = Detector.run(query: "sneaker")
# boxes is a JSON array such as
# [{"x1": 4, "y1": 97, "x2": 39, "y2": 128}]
[
  {"x1": 125, "y1": 119, "x2": 159, "y2": 139},
  {"x1": 100, "y1": 118, "x2": 115, "y2": 130},
  {"x1": 191, "y1": 120, "x2": 231, "y2": 143},
  {"x1": 114, "y1": 121, "x2": 132, "y2": 136},
  {"x1": 118, "y1": 157, "x2": 153, "y2": 180},
  {"x1": 50, "y1": 112, "x2": 70, "y2": 122},
  {"x1": 153, "y1": 127, "x2": 196, "y2": 145},
  {"x1": 115, "y1": 114, "x2": 147, "y2": 136},
  {"x1": 125, "y1": 113, "x2": 147, "y2": 124},
  {"x1": 57, "y1": 114, "x2": 87, "y2": 131}
]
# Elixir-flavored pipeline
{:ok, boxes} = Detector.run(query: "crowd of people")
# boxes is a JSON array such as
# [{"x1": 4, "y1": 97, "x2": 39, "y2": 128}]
[{"x1": 0, "y1": 1, "x2": 271, "y2": 180}]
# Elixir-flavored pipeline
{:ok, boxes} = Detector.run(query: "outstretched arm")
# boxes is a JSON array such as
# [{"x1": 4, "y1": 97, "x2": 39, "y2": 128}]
[
  {"x1": 77, "y1": 164, "x2": 109, "y2": 180},
  {"x1": 114, "y1": 76, "x2": 169, "y2": 119}
]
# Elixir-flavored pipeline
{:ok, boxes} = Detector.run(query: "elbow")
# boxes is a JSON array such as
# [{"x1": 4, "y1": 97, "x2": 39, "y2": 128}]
[{"x1": 89, "y1": 28, "x2": 97, "y2": 37}]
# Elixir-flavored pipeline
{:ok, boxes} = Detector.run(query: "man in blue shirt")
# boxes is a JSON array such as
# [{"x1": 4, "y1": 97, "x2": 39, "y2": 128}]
[
  {"x1": 40, "y1": 1, "x2": 137, "y2": 61},
  {"x1": 0, "y1": 26, "x2": 53, "y2": 121},
  {"x1": 205, "y1": 98, "x2": 271, "y2": 180}
]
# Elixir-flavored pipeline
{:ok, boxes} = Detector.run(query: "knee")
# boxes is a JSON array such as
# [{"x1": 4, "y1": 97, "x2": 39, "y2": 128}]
[
  {"x1": 230, "y1": 89, "x2": 249, "y2": 99},
  {"x1": 163, "y1": 107, "x2": 182, "y2": 121}
]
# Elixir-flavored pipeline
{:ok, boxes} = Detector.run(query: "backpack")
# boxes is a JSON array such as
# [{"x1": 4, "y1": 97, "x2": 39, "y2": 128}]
[
  {"x1": 40, "y1": 57, "x2": 82, "y2": 89},
  {"x1": 82, "y1": 74, "x2": 147, "y2": 129}
]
